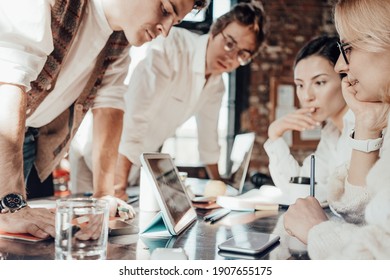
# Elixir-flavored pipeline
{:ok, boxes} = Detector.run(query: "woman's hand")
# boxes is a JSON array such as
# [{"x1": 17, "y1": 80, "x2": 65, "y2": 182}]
[
  {"x1": 341, "y1": 77, "x2": 389, "y2": 133},
  {"x1": 283, "y1": 197, "x2": 328, "y2": 244},
  {"x1": 268, "y1": 107, "x2": 319, "y2": 140}
]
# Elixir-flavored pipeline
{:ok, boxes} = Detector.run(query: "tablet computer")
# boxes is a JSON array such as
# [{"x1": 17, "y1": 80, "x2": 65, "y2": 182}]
[{"x1": 140, "y1": 153, "x2": 197, "y2": 236}]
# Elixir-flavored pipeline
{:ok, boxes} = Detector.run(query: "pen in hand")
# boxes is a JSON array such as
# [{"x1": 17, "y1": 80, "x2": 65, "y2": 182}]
[{"x1": 310, "y1": 155, "x2": 315, "y2": 197}]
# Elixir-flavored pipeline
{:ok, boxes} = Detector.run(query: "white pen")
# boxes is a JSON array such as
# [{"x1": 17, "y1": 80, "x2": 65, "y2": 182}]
[
  {"x1": 210, "y1": 209, "x2": 231, "y2": 223},
  {"x1": 204, "y1": 209, "x2": 225, "y2": 221},
  {"x1": 204, "y1": 208, "x2": 230, "y2": 221}
]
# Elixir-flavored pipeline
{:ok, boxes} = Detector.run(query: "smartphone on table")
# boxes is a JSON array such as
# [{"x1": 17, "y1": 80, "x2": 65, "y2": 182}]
[{"x1": 218, "y1": 231, "x2": 280, "y2": 255}]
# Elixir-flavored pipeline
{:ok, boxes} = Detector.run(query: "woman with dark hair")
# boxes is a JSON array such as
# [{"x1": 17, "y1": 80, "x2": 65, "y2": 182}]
[
  {"x1": 284, "y1": 0, "x2": 390, "y2": 260},
  {"x1": 264, "y1": 35, "x2": 354, "y2": 204},
  {"x1": 282, "y1": 0, "x2": 390, "y2": 259}
]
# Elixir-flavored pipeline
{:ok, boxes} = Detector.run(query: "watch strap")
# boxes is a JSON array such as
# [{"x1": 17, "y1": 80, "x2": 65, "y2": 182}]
[{"x1": 348, "y1": 130, "x2": 383, "y2": 153}]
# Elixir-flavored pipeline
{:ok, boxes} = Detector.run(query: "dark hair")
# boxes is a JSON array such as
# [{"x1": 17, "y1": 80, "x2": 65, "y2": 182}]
[
  {"x1": 294, "y1": 35, "x2": 341, "y2": 68},
  {"x1": 210, "y1": 0, "x2": 267, "y2": 52},
  {"x1": 193, "y1": 0, "x2": 210, "y2": 10}
]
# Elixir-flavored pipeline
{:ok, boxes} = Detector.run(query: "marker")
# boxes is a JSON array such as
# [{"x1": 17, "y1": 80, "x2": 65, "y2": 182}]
[
  {"x1": 310, "y1": 155, "x2": 315, "y2": 197},
  {"x1": 127, "y1": 196, "x2": 139, "y2": 204}
]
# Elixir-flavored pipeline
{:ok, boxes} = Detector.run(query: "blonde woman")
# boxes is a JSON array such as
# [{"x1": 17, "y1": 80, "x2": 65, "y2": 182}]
[{"x1": 284, "y1": 0, "x2": 390, "y2": 259}]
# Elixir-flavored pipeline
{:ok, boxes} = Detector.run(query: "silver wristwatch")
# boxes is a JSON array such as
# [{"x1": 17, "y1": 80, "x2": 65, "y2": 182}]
[{"x1": 0, "y1": 193, "x2": 27, "y2": 213}]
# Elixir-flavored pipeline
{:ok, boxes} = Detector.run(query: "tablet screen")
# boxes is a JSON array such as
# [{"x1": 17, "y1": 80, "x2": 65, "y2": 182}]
[{"x1": 146, "y1": 157, "x2": 192, "y2": 224}]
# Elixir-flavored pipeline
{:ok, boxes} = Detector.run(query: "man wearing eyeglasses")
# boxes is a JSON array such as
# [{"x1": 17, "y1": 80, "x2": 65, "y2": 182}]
[{"x1": 70, "y1": 1, "x2": 267, "y2": 200}]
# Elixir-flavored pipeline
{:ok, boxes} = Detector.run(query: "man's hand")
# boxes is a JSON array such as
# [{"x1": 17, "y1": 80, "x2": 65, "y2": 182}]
[
  {"x1": 100, "y1": 195, "x2": 136, "y2": 219},
  {"x1": 0, "y1": 207, "x2": 55, "y2": 238},
  {"x1": 114, "y1": 186, "x2": 129, "y2": 201}
]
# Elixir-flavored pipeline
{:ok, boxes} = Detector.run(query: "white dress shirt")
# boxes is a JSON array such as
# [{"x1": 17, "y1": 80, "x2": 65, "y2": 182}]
[
  {"x1": 0, "y1": 0, "x2": 129, "y2": 128},
  {"x1": 264, "y1": 109, "x2": 355, "y2": 202},
  {"x1": 118, "y1": 27, "x2": 225, "y2": 166}
]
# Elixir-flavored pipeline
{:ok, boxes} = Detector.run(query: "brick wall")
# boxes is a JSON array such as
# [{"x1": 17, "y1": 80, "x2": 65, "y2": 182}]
[{"x1": 242, "y1": 0, "x2": 337, "y2": 175}]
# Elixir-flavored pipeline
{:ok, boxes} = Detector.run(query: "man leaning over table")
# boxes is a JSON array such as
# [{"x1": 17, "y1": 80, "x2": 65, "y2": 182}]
[
  {"x1": 0, "y1": 0, "x2": 209, "y2": 238},
  {"x1": 69, "y1": 0, "x2": 267, "y2": 200}
]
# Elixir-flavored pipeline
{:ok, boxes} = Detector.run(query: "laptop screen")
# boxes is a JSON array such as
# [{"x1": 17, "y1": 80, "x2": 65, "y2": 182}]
[{"x1": 229, "y1": 133, "x2": 255, "y2": 192}]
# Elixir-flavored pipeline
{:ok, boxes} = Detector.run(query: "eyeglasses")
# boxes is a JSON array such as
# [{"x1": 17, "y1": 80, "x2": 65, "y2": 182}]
[
  {"x1": 337, "y1": 41, "x2": 351, "y2": 65},
  {"x1": 221, "y1": 32, "x2": 254, "y2": 66}
]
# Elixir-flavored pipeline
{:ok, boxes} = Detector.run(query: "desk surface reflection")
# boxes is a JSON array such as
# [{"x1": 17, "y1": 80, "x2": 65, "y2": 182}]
[{"x1": 0, "y1": 200, "x2": 310, "y2": 260}]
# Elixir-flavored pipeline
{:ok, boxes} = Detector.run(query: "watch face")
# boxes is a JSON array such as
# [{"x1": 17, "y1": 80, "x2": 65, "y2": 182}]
[{"x1": 3, "y1": 193, "x2": 23, "y2": 209}]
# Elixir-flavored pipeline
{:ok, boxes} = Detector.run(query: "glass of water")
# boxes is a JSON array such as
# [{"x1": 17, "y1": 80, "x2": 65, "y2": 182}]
[{"x1": 55, "y1": 198, "x2": 109, "y2": 260}]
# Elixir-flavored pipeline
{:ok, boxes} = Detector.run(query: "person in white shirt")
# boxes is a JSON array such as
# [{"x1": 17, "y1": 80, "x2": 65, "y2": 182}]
[
  {"x1": 283, "y1": 0, "x2": 390, "y2": 259},
  {"x1": 69, "y1": 1, "x2": 267, "y2": 200},
  {"x1": 264, "y1": 35, "x2": 353, "y2": 203},
  {"x1": 0, "y1": 0, "x2": 208, "y2": 238}
]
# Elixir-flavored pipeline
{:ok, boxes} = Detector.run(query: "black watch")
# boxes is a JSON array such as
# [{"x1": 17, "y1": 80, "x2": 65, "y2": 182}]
[{"x1": 0, "y1": 193, "x2": 27, "y2": 213}]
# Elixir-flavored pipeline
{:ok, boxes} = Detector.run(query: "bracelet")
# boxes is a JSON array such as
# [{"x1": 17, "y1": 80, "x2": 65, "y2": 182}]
[{"x1": 348, "y1": 130, "x2": 383, "y2": 153}]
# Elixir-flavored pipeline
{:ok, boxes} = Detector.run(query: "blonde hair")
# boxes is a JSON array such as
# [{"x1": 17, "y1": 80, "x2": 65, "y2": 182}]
[
  {"x1": 334, "y1": 0, "x2": 390, "y2": 53},
  {"x1": 335, "y1": 0, "x2": 390, "y2": 103}
]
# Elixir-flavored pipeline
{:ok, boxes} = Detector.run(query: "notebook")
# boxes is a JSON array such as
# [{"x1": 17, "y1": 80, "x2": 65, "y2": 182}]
[
  {"x1": 0, "y1": 231, "x2": 50, "y2": 242},
  {"x1": 188, "y1": 132, "x2": 255, "y2": 197}
]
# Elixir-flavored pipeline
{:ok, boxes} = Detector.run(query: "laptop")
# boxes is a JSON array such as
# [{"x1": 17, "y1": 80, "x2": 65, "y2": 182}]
[{"x1": 187, "y1": 132, "x2": 255, "y2": 197}]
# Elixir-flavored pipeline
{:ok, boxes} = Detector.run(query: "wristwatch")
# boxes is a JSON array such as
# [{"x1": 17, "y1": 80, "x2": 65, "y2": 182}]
[
  {"x1": 0, "y1": 193, "x2": 27, "y2": 213},
  {"x1": 348, "y1": 130, "x2": 383, "y2": 153}
]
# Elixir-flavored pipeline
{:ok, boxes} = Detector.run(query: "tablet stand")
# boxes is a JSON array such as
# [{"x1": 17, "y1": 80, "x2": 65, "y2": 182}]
[
  {"x1": 140, "y1": 235, "x2": 177, "y2": 252},
  {"x1": 140, "y1": 212, "x2": 173, "y2": 237}
]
